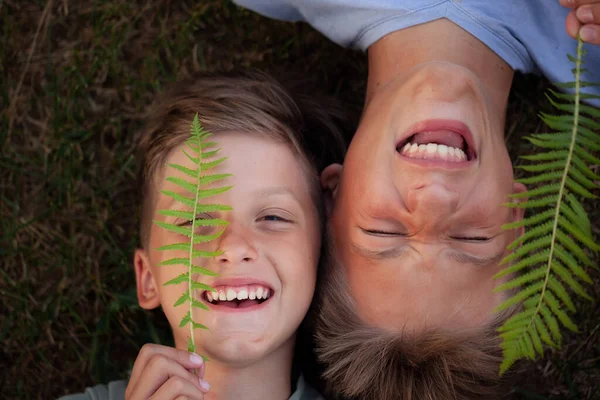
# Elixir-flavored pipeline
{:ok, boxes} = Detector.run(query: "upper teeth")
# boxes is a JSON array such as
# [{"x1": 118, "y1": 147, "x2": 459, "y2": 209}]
[
  {"x1": 400, "y1": 142, "x2": 467, "y2": 162},
  {"x1": 206, "y1": 285, "x2": 271, "y2": 302}
]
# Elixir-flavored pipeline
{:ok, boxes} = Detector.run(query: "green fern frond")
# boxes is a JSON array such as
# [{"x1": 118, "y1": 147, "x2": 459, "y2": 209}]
[
  {"x1": 153, "y1": 114, "x2": 232, "y2": 354},
  {"x1": 496, "y1": 38, "x2": 599, "y2": 375}
]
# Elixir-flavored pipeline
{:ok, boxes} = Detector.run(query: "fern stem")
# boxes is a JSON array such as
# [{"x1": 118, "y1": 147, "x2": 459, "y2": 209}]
[
  {"x1": 525, "y1": 38, "x2": 584, "y2": 341},
  {"x1": 188, "y1": 125, "x2": 204, "y2": 354}
]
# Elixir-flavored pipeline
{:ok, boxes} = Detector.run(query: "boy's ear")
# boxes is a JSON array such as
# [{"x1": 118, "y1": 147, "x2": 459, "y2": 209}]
[
  {"x1": 134, "y1": 249, "x2": 161, "y2": 310},
  {"x1": 511, "y1": 182, "x2": 528, "y2": 238},
  {"x1": 321, "y1": 163, "x2": 343, "y2": 218}
]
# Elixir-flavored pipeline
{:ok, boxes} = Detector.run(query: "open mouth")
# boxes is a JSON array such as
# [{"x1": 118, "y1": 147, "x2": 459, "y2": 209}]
[
  {"x1": 202, "y1": 284, "x2": 272, "y2": 309},
  {"x1": 396, "y1": 126, "x2": 477, "y2": 162}
]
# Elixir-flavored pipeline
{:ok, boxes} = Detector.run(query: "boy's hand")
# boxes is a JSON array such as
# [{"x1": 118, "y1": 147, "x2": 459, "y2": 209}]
[
  {"x1": 560, "y1": 0, "x2": 600, "y2": 44},
  {"x1": 125, "y1": 344, "x2": 210, "y2": 400}
]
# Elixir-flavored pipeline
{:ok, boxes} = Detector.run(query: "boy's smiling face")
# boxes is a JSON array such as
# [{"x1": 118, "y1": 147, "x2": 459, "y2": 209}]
[{"x1": 135, "y1": 131, "x2": 321, "y2": 365}]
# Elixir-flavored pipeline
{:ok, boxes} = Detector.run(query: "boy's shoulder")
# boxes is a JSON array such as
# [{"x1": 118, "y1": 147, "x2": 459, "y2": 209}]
[{"x1": 57, "y1": 380, "x2": 127, "y2": 400}]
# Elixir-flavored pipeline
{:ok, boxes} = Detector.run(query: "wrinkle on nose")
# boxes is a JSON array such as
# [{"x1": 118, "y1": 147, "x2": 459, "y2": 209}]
[
  {"x1": 216, "y1": 227, "x2": 258, "y2": 264},
  {"x1": 405, "y1": 184, "x2": 459, "y2": 221}
]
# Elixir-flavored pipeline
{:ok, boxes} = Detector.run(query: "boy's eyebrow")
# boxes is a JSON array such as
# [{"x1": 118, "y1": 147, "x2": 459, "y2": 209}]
[{"x1": 254, "y1": 186, "x2": 299, "y2": 200}]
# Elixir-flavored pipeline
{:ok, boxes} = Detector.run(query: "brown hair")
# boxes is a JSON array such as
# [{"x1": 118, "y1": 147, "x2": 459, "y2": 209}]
[
  {"x1": 313, "y1": 230, "x2": 518, "y2": 400},
  {"x1": 135, "y1": 70, "x2": 347, "y2": 247}
]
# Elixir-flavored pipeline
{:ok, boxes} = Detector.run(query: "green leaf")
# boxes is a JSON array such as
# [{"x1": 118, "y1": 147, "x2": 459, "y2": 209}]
[
  {"x1": 166, "y1": 176, "x2": 197, "y2": 194},
  {"x1": 494, "y1": 267, "x2": 545, "y2": 292},
  {"x1": 200, "y1": 157, "x2": 227, "y2": 171},
  {"x1": 158, "y1": 210, "x2": 195, "y2": 220},
  {"x1": 502, "y1": 209, "x2": 554, "y2": 231},
  {"x1": 160, "y1": 190, "x2": 195, "y2": 208},
  {"x1": 165, "y1": 273, "x2": 190, "y2": 286},
  {"x1": 180, "y1": 311, "x2": 192, "y2": 327},
  {"x1": 197, "y1": 186, "x2": 233, "y2": 200},
  {"x1": 547, "y1": 275, "x2": 576, "y2": 312},
  {"x1": 193, "y1": 230, "x2": 225, "y2": 244},
  {"x1": 191, "y1": 281, "x2": 214, "y2": 291},
  {"x1": 551, "y1": 262, "x2": 593, "y2": 301},
  {"x1": 153, "y1": 221, "x2": 193, "y2": 237},
  {"x1": 168, "y1": 163, "x2": 198, "y2": 179},
  {"x1": 174, "y1": 290, "x2": 190, "y2": 307},
  {"x1": 191, "y1": 265, "x2": 219, "y2": 276},
  {"x1": 198, "y1": 173, "x2": 232, "y2": 185},
  {"x1": 495, "y1": 281, "x2": 544, "y2": 312},
  {"x1": 544, "y1": 291, "x2": 578, "y2": 332},
  {"x1": 157, "y1": 258, "x2": 190, "y2": 267}
]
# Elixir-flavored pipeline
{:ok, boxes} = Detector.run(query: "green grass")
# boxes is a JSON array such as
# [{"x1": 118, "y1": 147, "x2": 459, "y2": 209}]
[{"x1": 0, "y1": 1, "x2": 597, "y2": 399}]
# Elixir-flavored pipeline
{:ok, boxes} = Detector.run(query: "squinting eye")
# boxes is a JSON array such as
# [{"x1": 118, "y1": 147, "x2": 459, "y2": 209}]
[
  {"x1": 177, "y1": 213, "x2": 212, "y2": 227},
  {"x1": 365, "y1": 229, "x2": 405, "y2": 236},
  {"x1": 453, "y1": 236, "x2": 490, "y2": 242}
]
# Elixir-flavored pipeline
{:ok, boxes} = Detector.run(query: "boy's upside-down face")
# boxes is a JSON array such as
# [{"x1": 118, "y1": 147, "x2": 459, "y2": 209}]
[
  {"x1": 324, "y1": 62, "x2": 526, "y2": 333},
  {"x1": 135, "y1": 131, "x2": 321, "y2": 365}
]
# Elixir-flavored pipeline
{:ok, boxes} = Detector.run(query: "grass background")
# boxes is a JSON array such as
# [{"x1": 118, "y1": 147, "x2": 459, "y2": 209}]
[{"x1": 0, "y1": 1, "x2": 598, "y2": 399}]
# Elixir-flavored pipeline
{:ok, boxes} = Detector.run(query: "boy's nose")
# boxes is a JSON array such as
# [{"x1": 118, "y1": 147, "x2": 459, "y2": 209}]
[
  {"x1": 216, "y1": 228, "x2": 258, "y2": 264},
  {"x1": 405, "y1": 183, "x2": 459, "y2": 222}
]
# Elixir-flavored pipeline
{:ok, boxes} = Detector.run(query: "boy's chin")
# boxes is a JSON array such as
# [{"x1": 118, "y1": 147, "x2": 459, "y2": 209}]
[{"x1": 199, "y1": 333, "x2": 293, "y2": 366}]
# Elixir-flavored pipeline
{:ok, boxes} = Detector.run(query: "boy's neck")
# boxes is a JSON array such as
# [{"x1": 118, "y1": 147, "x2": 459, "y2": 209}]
[
  {"x1": 365, "y1": 18, "x2": 514, "y2": 114},
  {"x1": 182, "y1": 338, "x2": 296, "y2": 400}
]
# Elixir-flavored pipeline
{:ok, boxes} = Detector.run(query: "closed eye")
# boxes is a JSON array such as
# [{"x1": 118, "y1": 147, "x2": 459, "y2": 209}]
[
  {"x1": 363, "y1": 229, "x2": 407, "y2": 237},
  {"x1": 452, "y1": 236, "x2": 490, "y2": 242}
]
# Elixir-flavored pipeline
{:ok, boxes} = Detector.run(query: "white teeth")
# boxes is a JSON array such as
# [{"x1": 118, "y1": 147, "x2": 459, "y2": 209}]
[
  {"x1": 207, "y1": 285, "x2": 272, "y2": 302},
  {"x1": 226, "y1": 288, "x2": 236, "y2": 301},
  {"x1": 438, "y1": 144, "x2": 448, "y2": 160},
  {"x1": 401, "y1": 141, "x2": 468, "y2": 162},
  {"x1": 426, "y1": 143, "x2": 437, "y2": 156}
]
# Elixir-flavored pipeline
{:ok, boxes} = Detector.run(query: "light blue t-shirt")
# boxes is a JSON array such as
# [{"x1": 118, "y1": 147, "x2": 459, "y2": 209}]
[{"x1": 235, "y1": 0, "x2": 600, "y2": 100}]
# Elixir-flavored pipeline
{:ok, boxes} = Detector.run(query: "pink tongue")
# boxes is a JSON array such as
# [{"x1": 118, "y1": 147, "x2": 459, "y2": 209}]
[
  {"x1": 219, "y1": 300, "x2": 261, "y2": 309},
  {"x1": 238, "y1": 299, "x2": 260, "y2": 308},
  {"x1": 412, "y1": 130, "x2": 464, "y2": 149}
]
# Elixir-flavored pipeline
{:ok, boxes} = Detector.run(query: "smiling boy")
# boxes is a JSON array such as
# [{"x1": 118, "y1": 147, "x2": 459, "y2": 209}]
[
  {"x1": 59, "y1": 70, "x2": 346, "y2": 400},
  {"x1": 234, "y1": 1, "x2": 600, "y2": 399}
]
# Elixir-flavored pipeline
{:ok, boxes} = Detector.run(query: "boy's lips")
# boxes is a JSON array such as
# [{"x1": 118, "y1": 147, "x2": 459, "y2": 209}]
[
  {"x1": 200, "y1": 278, "x2": 275, "y2": 313},
  {"x1": 396, "y1": 119, "x2": 478, "y2": 168}
]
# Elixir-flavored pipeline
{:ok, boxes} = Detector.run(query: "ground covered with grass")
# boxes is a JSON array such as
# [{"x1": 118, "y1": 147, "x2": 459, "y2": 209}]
[{"x1": 1, "y1": 1, "x2": 598, "y2": 399}]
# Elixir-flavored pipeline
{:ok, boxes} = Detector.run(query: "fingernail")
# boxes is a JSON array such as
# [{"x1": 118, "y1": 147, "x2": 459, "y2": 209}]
[
  {"x1": 576, "y1": 6, "x2": 594, "y2": 23},
  {"x1": 199, "y1": 379, "x2": 211, "y2": 392},
  {"x1": 580, "y1": 25, "x2": 598, "y2": 42},
  {"x1": 189, "y1": 352, "x2": 204, "y2": 366}
]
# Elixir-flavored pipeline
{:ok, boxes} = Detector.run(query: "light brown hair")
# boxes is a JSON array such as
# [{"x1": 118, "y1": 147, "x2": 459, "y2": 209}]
[
  {"x1": 314, "y1": 230, "x2": 518, "y2": 400},
  {"x1": 135, "y1": 70, "x2": 347, "y2": 247}
]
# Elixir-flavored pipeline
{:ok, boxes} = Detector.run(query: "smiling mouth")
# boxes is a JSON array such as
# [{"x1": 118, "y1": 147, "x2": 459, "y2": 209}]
[
  {"x1": 396, "y1": 126, "x2": 477, "y2": 163},
  {"x1": 203, "y1": 284, "x2": 272, "y2": 309}
]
